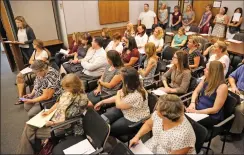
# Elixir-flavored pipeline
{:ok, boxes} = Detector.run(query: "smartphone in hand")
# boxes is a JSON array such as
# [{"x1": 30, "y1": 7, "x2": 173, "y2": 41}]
[{"x1": 19, "y1": 97, "x2": 27, "y2": 101}]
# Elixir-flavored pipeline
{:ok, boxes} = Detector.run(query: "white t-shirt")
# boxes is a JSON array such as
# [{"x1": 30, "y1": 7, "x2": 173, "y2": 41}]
[
  {"x1": 148, "y1": 35, "x2": 164, "y2": 48},
  {"x1": 208, "y1": 54, "x2": 230, "y2": 76},
  {"x1": 138, "y1": 10, "x2": 156, "y2": 29},
  {"x1": 105, "y1": 41, "x2": 124, "y2": 54},
  {"x1": 135, "y1": 33, "x2": 148, "y2": 54},
  {"x1": 32, "y1": 50, "x2": 48, "y2": 60},
  {"x1": 17, "y1": 29, "x2": 29, "y2": 48}
]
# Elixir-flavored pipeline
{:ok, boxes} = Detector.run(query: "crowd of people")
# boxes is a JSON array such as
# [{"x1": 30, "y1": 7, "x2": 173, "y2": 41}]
[{"x1": 11, "y1": 3, "x2": 244, "y2": 154}]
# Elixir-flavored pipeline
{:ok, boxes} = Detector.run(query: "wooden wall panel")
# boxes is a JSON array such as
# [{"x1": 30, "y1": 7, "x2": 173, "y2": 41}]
[{"x1": 98, "y1": 0, "x2": 129, "y2": 25}]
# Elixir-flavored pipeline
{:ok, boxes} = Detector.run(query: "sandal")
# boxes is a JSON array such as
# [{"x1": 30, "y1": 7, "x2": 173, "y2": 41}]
[{"x1": 15, "y1": 99, "x2": 24, "y2": 105}]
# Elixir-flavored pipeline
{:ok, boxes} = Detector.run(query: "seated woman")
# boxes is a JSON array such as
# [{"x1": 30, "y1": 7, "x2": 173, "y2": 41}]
[
  {"x1": 135, "y1": 24, "x2": 148, "y2": 56},
  {"x1": 182, "y1": 4, "x2": 195, "y2": 31},
  {"x1": 55, "y1": 32, "x2": 81, "y2": 67},
  {"x1": 124, "y1": 22, "x2": 135, "y2": 38},
  {"x1": 87, "y1": 50, "x2": 124, "y2": 106},
  {"x1": 62, "y1": 32, "x2": 92, "y2": 74},
  {"x1": 17, "y1": 73, "x2": 88, "y2": 154},
  {"x1": 15, "y1": 39, "x2": 49, "y2": 105},
  {"x1": 171, "y1": 27, "x2": 187, "y2": 49},
  {"x1": 171, "y1": 5, "x2": 182, "y2": 31},
  {"x1": 207, "y1": 41, "x2": 230, "y2": 76},
  {"x1": 138, "y1": 42, "x2": 158, "y2": 87},
  {"x1": 130, "y1": 94, "x2": 196, "y2": 154},
  {"x1": 94, "y1": 67, "x2": 150, "y2": 138},
  {"x1": 148, "y1": 26, "x2": 164, "y2": 54},
  {"x1": 105, "y1": 32, "x2": 124, "y2": 54},
  {"x1": 226, "y1": 8, "x2": 243, "y2": 39},
  {"x1": 160, "y1": 50, "x2": 191, "y2": 94},
  {"x1": 186, "y1": 36, "x2": 201, "y2": 69},
  {"x1": 121, "y1": 36, "x2": 140, "y2": 67},
  {"x1": 22, "y1": 60, "x2": 62, "y2": 119},
  {"x1": 101, "y1": 27, "x2": 112, "y2": 49},
  {"x1": 186, "y1": 61, "x2": 228, "y2": 129}
]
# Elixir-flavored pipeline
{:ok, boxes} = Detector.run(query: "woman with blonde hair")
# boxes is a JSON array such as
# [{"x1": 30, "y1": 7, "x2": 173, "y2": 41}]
[
  {"x1": 148, "y1": 26, "x2": 164, "y2": 53},
  {"x1": 158, "y1": 3, "x2": 168, "y2": 29},
  {"x1": 15, "y1": 16, "x2": 36, "y2": 64},
  {"x1": 186, "y1": 36, "x2": 201, "y2": 69},
  {"x1": 187, "y1": 61, "x2": 228, "y2": 129},
  {"x1": 15, "y1": 39, "x2": 50, "y2": 105},
  {"x1": 182, "y1": 4, "x2": 195, "y2": 31},
  {"x1": 130, "y1": 94, "x2": 196, "y2": 154},
  {"x1": 207, "y1": 40, "x2": 230, "y2": 76},
  {"x1": 55, "y1": 32, "x2": 81, "y2": 67},
  {"x1": 124, "y1": 23, "x2": 135, "y2": 37},
  {"x1": 139, "y1": 42, "x2": 158, "y2": 86},
  {"x1": 17, "y1": 73, "x2": 88, "y2": 154}
]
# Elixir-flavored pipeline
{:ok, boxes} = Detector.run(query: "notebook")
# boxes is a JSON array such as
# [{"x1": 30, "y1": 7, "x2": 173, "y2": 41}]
[
  {"x1": 185, "y1": 113, "x2": 209, "y2": 122},
  {"x1": 226, "y1": 39, "x2": 242, "y2": 44},
  {"x1": 20, "y1": 67, "x2": 33, "y2": 75},
  {"x1": 152, "y1": 88, "x2": 167, "y2": 96},
  {"x1": 59, "y1": 49, "x2": 69, "y2": 55},
  {"x1": 63, "y1": 139, "x2": 95, "y2": 154},
  {"x1": 26, "y1": 109, "x2": 57, "y2": 128},
  {"x1": 130, "y1": 140, "x2": 153, "y2": 154}
]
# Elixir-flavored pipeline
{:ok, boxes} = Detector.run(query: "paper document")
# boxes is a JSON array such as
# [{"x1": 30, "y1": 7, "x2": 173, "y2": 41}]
[
  {"x1": 166, "y1": 64, "x2": 173, "y2": 68},
  {"x1": 166, "y1": 32, "x2": 174, "y2": 36},
  {"x1": 185, "y1": 113, "x2": 209, "y2": 122},
  {"x1": 200, "y1": 34, "x2": 209, "y2": 36},
  {"x1": 185, "y1": 32, "x2": 197, "y2": 36},
  {"x1": 26, "y1": 109, "x2": 57, "y2": 128},
  {"x1": 213, "y1": 1, "x2": 221, "y2": 8},
  {"x1": 233, "y1": 13, "x2": 241, "y2": 22},
  {"x1": 226, "y1": 39, "x2": 242, "y2": 44},
  {"x1": 63, "y1": 139, "x2": 95, "y2": 155},
  {"x1": 152, "y1": 88, "x2": 167, "y2": 96},
  {"x1": 20, "y1": 67, "x2": 33, "y2": 75},
  {"x1": 185, "y1": 26, "x2": 190, "y2": 32},
  {"x1": 130, "y1": 140, "x2": 153, "y2": 154},
  {"x1": 4, "y1": 41, "x2": 13, "y2": 43},
  {"x1": 59, "y1": 49, "x2": 69, "y2": 55}
]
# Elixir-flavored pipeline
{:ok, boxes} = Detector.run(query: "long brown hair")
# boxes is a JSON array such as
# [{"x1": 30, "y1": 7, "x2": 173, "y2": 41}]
[
  {"x1": 120, "y1": 67, "x2": 146, "y2": 101},
  {"x1": 173, "y1": 50, "x2": 189, "y2": 72},
  {"x1": 205, "y1": 61, "x2": 225, "y2": 96},
  {"x1": 15, "y1": 16, "x2": 28, "y2": 28},
  {"x1": 145, "y1": 42, "x2": 157, "y2": 58}
]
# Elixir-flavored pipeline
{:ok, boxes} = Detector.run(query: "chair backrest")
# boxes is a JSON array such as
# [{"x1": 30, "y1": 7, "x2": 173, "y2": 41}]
[
  {"x1": 161, "y1": 46, "x2": 178, "y2": 61},
  {"x1": 109, "y1": 143, "x2": 134, "y2": 155},
  {"x1": 225, "y1": 65, "x2": 233, "y2": 78},
  {"x1": 189, "y1": 25, "x2": 200, "y2": 33},
  {"x1": 185, "y1": 115, "x2": 208, "y2": 154},
  {"x1": 83, "y1": 108, "x2": 110, "y2": 149},
  {"x1": 148, "y1": 93, "x2": 158, "y2": 113},
  {"x1": 187, "y1": 77, "x2": 198, "y2": 93},
  {"x1": 223, "y1": 94, "x2": 237, "y2": 120}
]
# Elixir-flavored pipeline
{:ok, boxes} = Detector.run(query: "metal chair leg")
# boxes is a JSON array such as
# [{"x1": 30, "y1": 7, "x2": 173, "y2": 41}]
[{"x1": 221, "y1": 133, "x2": 227, "y2": 153}]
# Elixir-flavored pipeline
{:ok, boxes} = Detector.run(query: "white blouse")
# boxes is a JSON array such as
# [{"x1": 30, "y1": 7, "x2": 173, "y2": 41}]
[
  {"x1": 148, "y1": 35, "x2": 164, "y2": 48},
  {"x1": 32, "y1": 50, "x2": 48, "y2": 60},
  {"x1": 105, "y1": 41, "x2": 124, "y2": 54},
  {"x1": 135, "y1": 33, "x2": 148, "y2": 54},
  {"x1": 145, "y1": 112, "x2": 196, "y2": 154},
  {"x1": 208, "y1": 54, "x2": 230, "y2": 76},
  {"x1": 17, "y1": 29, "x2": 29, "y2": 48}
]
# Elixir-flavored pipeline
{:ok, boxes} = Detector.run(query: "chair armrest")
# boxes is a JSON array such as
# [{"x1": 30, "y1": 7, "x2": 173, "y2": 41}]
[
  {"x1": 91, "y1": 148, "x2": 103, "y2": 154},
  {"x1": 180, "y1": 91, "x2": 193, "y2": 99},
  {"x1": 88, "y1": 79, "x2": 99, "y2": 84},
  {"x1": 192, "y1": 66, "x2": 204, "y2": 73},
  {"x1": 213, "y1": 114, "x2": 235, "y2": 128},
  {"x1": 51, "y1": 117, "x2": 80, "y2": 131},
  {"x1": 40, "y1": 98, "x2": 57, "y2": 109},
  {"x1": 128, "y1": 115, "x2": 150, "y2": 128},
  {"x1": 101, "y1": 93, "x2": 115, "y2": 100},
  {"x1": 142, "y1": 73, "x2": 160, "y2": 81}
]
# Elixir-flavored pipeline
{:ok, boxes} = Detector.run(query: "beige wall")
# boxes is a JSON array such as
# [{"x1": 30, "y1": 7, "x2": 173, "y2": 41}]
[
  {"x1": 60, "y1": 0, "x2": 155, "y2": 34},
  {"x1": 10, "y1": 0, "x2": 58, "y2": 41}
]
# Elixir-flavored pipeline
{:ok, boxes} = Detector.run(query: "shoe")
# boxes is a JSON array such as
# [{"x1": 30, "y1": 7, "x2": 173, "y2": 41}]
[{"x1": 14, "y1": 99, "x2": 24, "y2": 105}]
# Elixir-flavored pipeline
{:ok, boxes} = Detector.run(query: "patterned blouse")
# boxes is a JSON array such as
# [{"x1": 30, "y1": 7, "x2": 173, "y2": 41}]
[
  {"x1": 33, "y1": 67, "x2": 62, "y2": 98},
  {"x1": 121, "y1": 90, "x2": 150, "y2": 122},
  {"x1": 145, "y1": 112, "x2": 196, "y2": 154}
]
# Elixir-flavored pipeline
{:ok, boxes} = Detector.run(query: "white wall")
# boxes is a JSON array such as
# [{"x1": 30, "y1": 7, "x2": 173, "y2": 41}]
[
  {"x1": 10, "y1": 1, "x2": 58, "y2": 41},
  {"x1": 221, "y1": 1, "x2": 244, "y2": 29},
  {"x1": 60, "y1": 0, "x2": 155, "y2": 34}
]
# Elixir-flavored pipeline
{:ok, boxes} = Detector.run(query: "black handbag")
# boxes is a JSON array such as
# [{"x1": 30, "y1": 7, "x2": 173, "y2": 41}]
[{"x1": 229, "y1": 26, "x2": 239, "y2": 34}]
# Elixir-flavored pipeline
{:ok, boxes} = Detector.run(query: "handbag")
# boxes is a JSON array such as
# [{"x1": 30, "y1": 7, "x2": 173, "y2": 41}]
[
  {"x1": 229, "y1": 26, "x2": 239, "y2": 34},
  {"x1": 38, "y1": 138, "x2": 54, "y2": 155}
]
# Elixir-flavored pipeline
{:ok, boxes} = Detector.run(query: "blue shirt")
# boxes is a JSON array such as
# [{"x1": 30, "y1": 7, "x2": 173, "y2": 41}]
[
  {"x1": 229, "y1": 65, "x2": 244, "y2": 91},
  {"x1": 173, "y1": 34, "x2": 187, "y2": 48}
]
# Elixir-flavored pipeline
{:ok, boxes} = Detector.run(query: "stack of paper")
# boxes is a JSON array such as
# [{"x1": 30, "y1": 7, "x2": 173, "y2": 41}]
[
  {"x1": 200, "y1": 34, "x2": 209, "y2": 36},
  {"x1": 130, "y1": 140, "x2": 153, "y2": 154},
  {"x1": 152, "y1": 88, "x2": 167, "y2": 96},
  {"x1": 185, "y1": 113, "x2": 209, "y2": 122},
  {"x1": 59, "y1": 49, "x2": 69, "y2": 55},
  {"x1": 233, "y1": 13, "x2": 241, "y2": 22},
  {"x1": 20, "y1": 67, "x2": 33, "y2": 75},
  {"x1": 26, "y1": 109, "x2": 57, "y2": 128},
  {"x1": 166, "y1": 64, "x2": 173, "y2": 68},
  {"x1": 226, "y1": 39, "x2": 242, "y2": 44},
  {"x1": 186, "y1": 32, "x2": 197, "y2": 36},
  {"x1": 63, "y1": 139, "x2": 95, "y2": 154}
]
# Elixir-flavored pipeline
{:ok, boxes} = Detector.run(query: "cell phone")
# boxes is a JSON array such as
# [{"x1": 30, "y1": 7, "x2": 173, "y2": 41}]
[{"x1": 19, "y1": 97, "x2": 27, "y2": 101}]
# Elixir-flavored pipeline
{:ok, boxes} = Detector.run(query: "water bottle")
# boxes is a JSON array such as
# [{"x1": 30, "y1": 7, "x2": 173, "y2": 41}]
[{"x1": 208, "y1": 26, "x2": 212, "y2": 36}]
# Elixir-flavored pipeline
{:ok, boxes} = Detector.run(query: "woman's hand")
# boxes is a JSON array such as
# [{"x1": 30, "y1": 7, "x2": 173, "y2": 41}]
[
  {"x1": 186, "y1": 103, "x2": 196, "y2": 112},
  {"x1": 23, "y1": 93, "x2": 34, "y2": 99},
  {"x1": 129, "y1": 136, "x2": 140, "y2": 148},
  {"x1": 71, "y1": 59, "x2": 78, "y2": 64},
  {"x1": 45, "y1": 121, "x2": 54, "y2": 127},
  {"x1": 117, "y1": 89, "x2": 124, "y2": 97},
  {"x1": 94, "y1": 101, "x2": 103, "y2": 111},
  {"x1": 186, "y1": 108, "x2": 197, "y2": 113},
  {"x1": 231, "y1": 87, "x2": 240, "y2": 95},
  {"x1": 93, "y1": 87, "x2": 101, "y2": 96},
  {"x1": 42, "y1": 111, "x2": 50, "y2": 116}
]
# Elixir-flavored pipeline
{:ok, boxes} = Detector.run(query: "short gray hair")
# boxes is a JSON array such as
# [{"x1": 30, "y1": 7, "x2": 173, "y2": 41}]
[
  {"x1": 157, "y1": 94, "x2": 184, "y2": 122},
  {"x1": 30, "y1": 60, "x2": 48, "y2": 71}
]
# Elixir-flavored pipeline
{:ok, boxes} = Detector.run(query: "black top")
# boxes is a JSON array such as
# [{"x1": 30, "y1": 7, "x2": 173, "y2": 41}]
[{"x1": 188, "y1": 49, "x2": 201, "y2": 66}]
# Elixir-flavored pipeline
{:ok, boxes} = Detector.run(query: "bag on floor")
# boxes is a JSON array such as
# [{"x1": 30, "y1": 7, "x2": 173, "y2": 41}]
[{"x1": 38, "y1": 138, "x2": 54, "y2": 155}]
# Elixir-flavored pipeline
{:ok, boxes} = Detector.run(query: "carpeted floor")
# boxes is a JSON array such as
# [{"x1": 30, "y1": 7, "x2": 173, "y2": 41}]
[{"x1": 1, "y1": 53, "x2": 243, "y2": 154}]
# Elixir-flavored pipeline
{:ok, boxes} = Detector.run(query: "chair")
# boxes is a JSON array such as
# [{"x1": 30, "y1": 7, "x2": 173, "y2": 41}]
[
  {"x1": 52, "y1": 108, "x2": 110, "y2": 155},
  {"x1": 225, "y1": 65, "x2": 233, "y2": 79},
  {"x1": 117, "y1": 93, "x2": 158, "y2": 144},
  {"x1": 187, "y1": 77, "x2": 198, "y2": 93},
  {"x1": 109, "y1": 143, "x2": 134, "y2": 155},
  {"x1": 185, "y1": 115, "x2": 208, "y2": 154},
  {"x1": 233, "y1": 33, "x2": 244, "y2": 42}
]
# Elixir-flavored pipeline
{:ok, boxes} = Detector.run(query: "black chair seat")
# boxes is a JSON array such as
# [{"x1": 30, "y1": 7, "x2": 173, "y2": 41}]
[
  {"x1": 117, "y1": 134, "x2": 135, "y2": 143},
  {"x1": 52, "y1": 135, "x2": 86, "y2": 155}
]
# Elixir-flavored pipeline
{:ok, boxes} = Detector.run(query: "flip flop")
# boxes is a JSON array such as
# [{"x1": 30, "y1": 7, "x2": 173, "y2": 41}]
[{"x1": 14, "y1": 99, "x2": 24, "y2": 105}]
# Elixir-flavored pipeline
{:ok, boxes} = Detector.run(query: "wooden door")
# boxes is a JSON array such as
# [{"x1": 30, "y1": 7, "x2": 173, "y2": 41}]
[
  {"x1": 193, "y1": 0, "x2": 220, "y2": 25},
  {"x1": 0, "y1": 0, "x2": 24, "y2": 71}
]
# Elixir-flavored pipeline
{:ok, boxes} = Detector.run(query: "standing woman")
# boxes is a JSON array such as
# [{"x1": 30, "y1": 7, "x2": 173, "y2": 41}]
[
  {"x1": 171, "y1": 6, "x2": 182, "y2": 31},
  {"x1": 198, "y1": 5, "x2": 213, "y2": 34},
  {"x1": 182, "y1": 4, "x2": 195, "y2": 31},
  {"x1": 158, "y1": 3, "x2": 168, "y2": 30},
  {"x1": 226, "y1": 8, "x2": 243, "y2": 39},
  {"x1": 212, "y1": 7, "x2": 229, "y2": 38},
  {"x1": 15, "y1": 16, "x2": 36, "y2": 64}
]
